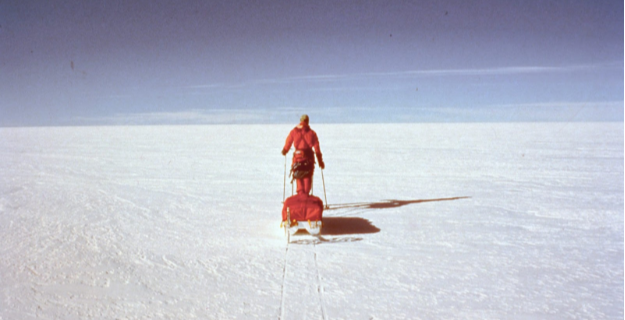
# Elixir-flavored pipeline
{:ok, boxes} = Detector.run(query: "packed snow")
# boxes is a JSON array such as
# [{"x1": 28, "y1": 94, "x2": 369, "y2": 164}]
[{"x1": 0, "y1": 123, "x2": 622, "y2": 319}]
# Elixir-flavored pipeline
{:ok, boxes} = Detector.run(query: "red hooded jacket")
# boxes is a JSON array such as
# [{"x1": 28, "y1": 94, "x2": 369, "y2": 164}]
[{"x1": 282, "y1": 123, "x2": 323, "y2": 166}]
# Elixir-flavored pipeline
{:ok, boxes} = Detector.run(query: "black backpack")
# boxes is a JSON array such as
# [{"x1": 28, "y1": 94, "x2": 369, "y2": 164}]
[{"x1": 291, "y1": 159, "x2": 314, "y2": 180}]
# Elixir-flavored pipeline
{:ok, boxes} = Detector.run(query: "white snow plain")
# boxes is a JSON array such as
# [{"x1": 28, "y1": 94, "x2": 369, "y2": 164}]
[{"x1": 0, "y1": 123, "x2": 622, "y2": 320}]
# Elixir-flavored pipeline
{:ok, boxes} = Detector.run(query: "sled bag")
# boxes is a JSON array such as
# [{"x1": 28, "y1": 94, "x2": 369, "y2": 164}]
[{"x1": 282, "y1": 194, "x2": 324, "y2": 222}]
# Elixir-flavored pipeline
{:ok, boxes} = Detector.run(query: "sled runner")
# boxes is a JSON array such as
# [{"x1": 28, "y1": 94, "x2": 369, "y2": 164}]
[{"x1": 281, "y1": 193, "x2": 324, "y2": 241}]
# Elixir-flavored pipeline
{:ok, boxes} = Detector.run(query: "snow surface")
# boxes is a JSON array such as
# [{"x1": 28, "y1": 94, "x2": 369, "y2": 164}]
[{"x1": 0, "y1": 123, "x2": 622, "y2": 320}]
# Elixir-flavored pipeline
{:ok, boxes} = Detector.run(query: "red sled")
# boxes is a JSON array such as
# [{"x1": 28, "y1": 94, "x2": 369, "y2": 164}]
[{"x1": 281, "y1": 194, "x2": 324, "y2": 239}]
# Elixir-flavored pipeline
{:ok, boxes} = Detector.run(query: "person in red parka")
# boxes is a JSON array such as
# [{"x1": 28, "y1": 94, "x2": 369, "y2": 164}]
[{"x1": 281, "y1": 114, "x2": 325, "y2": 195}]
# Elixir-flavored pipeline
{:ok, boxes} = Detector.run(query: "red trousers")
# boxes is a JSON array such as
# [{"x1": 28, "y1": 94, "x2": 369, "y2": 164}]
[{"x1": 296, "y1": 176, "x2": 313, "y2": 195}]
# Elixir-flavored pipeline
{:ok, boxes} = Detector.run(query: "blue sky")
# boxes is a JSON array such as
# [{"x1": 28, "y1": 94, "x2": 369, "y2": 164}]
[{"x1": 0, "y1": 0, "x2": 622, "y2": 126}]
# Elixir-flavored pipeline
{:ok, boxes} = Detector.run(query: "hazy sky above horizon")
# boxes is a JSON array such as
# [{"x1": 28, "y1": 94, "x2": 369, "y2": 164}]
[{"x1": 1, "y1": 0, "x2": 623, "y2": 126}]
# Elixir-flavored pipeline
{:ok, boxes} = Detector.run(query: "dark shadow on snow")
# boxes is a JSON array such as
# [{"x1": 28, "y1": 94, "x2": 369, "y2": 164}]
[
  {"x1": 289, "y1": 217, "x2": 378, "y2": 244},
  {"x1": 289, "y1": 197, "x2": 469, "y2": 244},
  {"x1": 320, "y1": 217, "x2": 381, "y2": 236},
  {"x1": 326, "y1": 196, "x2": 470, "y2": 211}
]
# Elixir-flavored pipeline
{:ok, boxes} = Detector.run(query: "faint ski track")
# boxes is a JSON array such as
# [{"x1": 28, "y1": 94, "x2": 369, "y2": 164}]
[
  {"x1": 314, "y1": 241, "x2": 328, "y2": 320},
  {"x1": 279, "y1": 236, "x2": 328, "y2": 320},
  {"x1": 279, "y1": 242, "x2": 289, "y2": 320}
]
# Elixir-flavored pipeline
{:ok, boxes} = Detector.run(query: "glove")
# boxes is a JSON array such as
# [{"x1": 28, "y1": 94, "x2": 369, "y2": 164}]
[
  {"x1": 281, "y1": 149, "x2": 288, "y2": 156},
  {"x1": 318, "y1": 159, "x2": 325, "y2": 169}
]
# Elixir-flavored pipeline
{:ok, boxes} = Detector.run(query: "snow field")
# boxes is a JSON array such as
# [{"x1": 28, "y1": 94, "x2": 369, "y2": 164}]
[{"x1": 0, "y1": 123, "x2": 622, "y2": 319}]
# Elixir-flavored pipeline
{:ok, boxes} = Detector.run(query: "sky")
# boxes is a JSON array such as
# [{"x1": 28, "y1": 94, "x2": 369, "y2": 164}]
[{"x1": 0, "y1": 0, "x2": 623, "y2": 126}]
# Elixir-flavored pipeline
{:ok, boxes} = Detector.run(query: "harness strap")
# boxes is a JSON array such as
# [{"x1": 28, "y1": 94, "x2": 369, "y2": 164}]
[{"x1": 293, "y1": 128, "x2": 315, "y2": 151}]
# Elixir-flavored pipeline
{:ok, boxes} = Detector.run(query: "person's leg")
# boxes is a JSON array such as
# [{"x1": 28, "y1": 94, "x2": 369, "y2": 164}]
[
  {"x1": 303, "y1": 176, "x2": 312, "y2": 195},
  {"x1": 297, "y1": 176, "x2": 313, "y2": 195},
  {"x1": 296, "y1": 178, "x2": 306, "y2": 195}
]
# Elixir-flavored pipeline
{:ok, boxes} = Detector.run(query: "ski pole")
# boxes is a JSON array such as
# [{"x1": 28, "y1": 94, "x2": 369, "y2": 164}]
[
  {"x1": 283, "y1": 155, "x2": 287, "y2": 203},
  {"x1": 320, "y1": 168, "x2": 328, "y2": 209}
]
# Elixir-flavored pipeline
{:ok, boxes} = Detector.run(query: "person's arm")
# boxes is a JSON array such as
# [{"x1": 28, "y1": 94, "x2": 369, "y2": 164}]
[
  {"x1": 282, "y1": 130, "x2": 293, "y2": 155},
  {"x1": 312, "y1": 133, "x2": 324, "y2": 169}
]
